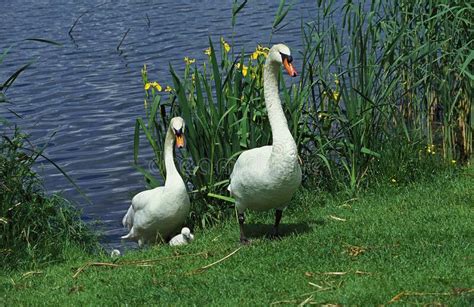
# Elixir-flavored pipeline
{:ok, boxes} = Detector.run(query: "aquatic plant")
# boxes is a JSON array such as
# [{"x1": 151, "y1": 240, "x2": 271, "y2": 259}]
[
  {"x1": 299, "y1": 0, "x2": 472, "y2": 191},
  {"x1": 0, "y1": 130, "x2": 98, "y2": 270}
]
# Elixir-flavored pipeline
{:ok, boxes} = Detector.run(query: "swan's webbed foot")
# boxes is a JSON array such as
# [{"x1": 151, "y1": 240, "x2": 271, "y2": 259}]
[{"x1": 238, "y1": 212, "x2": 250, "y2": 245}]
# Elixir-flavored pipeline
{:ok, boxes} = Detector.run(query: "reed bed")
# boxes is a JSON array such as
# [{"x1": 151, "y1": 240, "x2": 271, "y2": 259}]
[{"x1": 133, "y1": 0, "x2": 472, "y2": 223}]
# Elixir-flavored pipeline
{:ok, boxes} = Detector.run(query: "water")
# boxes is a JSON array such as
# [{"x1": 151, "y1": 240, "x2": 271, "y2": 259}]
[{"x1": 1, "y1": 0, "x2": 317, "y2": 249}]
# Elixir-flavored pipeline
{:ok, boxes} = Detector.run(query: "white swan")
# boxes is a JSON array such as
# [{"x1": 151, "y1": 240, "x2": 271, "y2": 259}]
[
  {"x1": 121, "y1": 117, "x2": 190, "y2": 246},
  {"x1": 228, "y1": 44, "x2": 302, "y2": 243}
]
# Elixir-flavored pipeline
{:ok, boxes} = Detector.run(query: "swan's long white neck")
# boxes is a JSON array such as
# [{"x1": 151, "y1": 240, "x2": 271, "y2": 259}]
[
  {"x1": 164, "y1": 128, "x2": 181, "y2": 187},
  {"x1": 264, "y1": 61, "x2": 297, "y2": 156}
]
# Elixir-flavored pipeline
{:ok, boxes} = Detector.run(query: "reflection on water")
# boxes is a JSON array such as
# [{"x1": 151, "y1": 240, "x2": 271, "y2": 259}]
[{"x1": 0, "y1": 0, "x2": 317, "y2": 249}]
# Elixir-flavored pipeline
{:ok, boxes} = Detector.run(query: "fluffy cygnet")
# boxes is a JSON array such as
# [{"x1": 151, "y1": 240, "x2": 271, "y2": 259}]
[{"x1": 169, "y1": 227, "x2": 194, "y2": 246}]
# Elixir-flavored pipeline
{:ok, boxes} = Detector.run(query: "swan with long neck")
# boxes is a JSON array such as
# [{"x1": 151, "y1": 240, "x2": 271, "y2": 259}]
[
  {"x1": 121, "y1": 117, "x2": 190, "y2": 246},
  {"x1": 228, "y1": 44, "x2": 301, "y2": 243}
]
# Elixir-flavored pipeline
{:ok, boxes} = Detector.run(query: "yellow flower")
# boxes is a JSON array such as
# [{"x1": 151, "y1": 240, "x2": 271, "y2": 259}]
[
  {"x1": 322, "y1": 91, "x2": 328, "y2": 97},
  {"x1": 165, "y1": 85, "x2": 173, "y2": 92},
  {"x1": 235, "y1": 63, "x2": 248, "y2": 77},
  {"x1": 451, "y1": 159, "x2": 456, "y2": 164},
  {"x1": 221, "y1": 37, "x2": 230, "y2": 53},
  {"x1": 204, "y1": 47, "x2": 212, "y2": 56},
  {"x1": 184, "y1": 57, "x2": 195, "y2": 65},
  {"x1": 145, "y1": 81, "x2": 162, "y2": 91},
  {"x1": 335, "y1": 79, "x2": 340, "y2": 85},
  {"x1": 332, "y1": 91, "x2": 340, "y2": 101},
  {"x1": 426, "y1": 144, "x2": 435, "y2": 154},
  {"x1": 251, "y1": 45, "x2": 269, "y2": 59},
  {"x1": 391, "y1": 178, "x2": 397, "y2": 183}
]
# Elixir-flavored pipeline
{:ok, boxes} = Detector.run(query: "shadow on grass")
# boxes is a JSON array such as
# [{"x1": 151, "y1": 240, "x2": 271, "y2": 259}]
[{"x1": 244, "y1": 221, "x2": 315, "y2": 239}]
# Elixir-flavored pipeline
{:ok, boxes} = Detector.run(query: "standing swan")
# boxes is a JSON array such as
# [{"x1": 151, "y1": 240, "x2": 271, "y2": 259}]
[
  {"x1": 121, "y1": 117, "x2": 190, "y2": 246},
  {"x1": 228, "y1": 44, "x2": 301, "y2": 243}
]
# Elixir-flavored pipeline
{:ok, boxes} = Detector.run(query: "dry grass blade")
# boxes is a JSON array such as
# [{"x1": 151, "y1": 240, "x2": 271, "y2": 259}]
[
  {"x1": 308, "y1": 282, "x2": 323, "y2": 289},
  {"x1": 298, "y1": 295, "x2": 314, "y2": 306},
  {"x1": 270, "y1": 299, "x2": 298, "y2": 305},
  {"x1": 321, "y1": 271, "x2": 347, "y2": 276},
  {"x1": 190, "y1": 246, "x2": 242, "y2": 274},
  {"x1": 329, "y1": 215, "x2": 346, "y2": 222},
  {"x1": 388, "y1": 289, "x2": 474, "y2": 304},
  {"x1": 20, "y1": 271, "x2": 43, "y2": 279},
  {"x1": 73, "y1": 262, "x2": 119, "y2": 278},
  {"x1": 118, "y1": 251, "x2": 208, "y2": 265},
  {"x1": 72, "y1": 251, "x2": 209, "y2": 278}
]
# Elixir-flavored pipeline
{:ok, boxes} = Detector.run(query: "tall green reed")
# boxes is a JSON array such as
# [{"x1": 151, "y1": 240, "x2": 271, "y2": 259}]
[
  {"x1": 300, "y1": 0, "x2": 472, "y2": 191},
  {"x1": 391, "y1": 0, "x2": 473, "y2": 163},
  {"x1": 133, "y1": 38, "x2": 308, "y2": 226}
]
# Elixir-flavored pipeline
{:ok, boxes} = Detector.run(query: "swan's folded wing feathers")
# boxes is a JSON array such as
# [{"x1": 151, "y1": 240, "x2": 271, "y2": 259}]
[{"x1": 131, "y1": 187, "x2": 164, "y2": 211}]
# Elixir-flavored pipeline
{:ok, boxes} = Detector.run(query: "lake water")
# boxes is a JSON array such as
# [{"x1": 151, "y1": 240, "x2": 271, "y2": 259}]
[{"x1": 1, "y1": 0, "x2": 321, "y2": 249}]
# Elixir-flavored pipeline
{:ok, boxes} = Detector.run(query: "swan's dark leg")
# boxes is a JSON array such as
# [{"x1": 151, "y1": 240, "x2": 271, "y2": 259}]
[
  {"x1": 271, "y1": 209, "x2": 283, "y2": 238},
  {"x1": 238, "y1": 212, "x2": 250, "y2": 244}
]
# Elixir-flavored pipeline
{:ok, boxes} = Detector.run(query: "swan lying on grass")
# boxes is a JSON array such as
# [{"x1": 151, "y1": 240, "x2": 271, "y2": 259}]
[
  {"x1": 228, "y1": 44, "x2": 302, "y2": 244},
  {"x1": 121, "y1": 117, "x2": 190, "y2": 247}
]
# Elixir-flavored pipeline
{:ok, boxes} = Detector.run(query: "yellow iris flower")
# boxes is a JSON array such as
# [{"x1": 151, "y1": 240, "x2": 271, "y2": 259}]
[
  {"x1": 165, "y1": 86, "x2": 173, "y2": 92},
  {"x1": 221, "y1": 38, "x2": 231, "y2": 53},
  {"x1": 144, "y1": 81, "x2": 162, "y2": 91},
  {"x1": 235, "y1": 63, "x2": 248, "y2": 77},
  {"x1": 204, "y1": 47, "x2": 212, "y2": 56},
  {"x1": 184, "y1": 57, "x2": 196, "y2": 65},
  {"x1": 251, "y1": 45, "x2": 269, "y2": 59}
]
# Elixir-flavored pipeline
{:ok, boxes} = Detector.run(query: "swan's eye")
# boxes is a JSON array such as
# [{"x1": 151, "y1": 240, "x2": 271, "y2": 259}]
[{"x1": 175, "y1": 128, "x2": 183, "y2": 136}]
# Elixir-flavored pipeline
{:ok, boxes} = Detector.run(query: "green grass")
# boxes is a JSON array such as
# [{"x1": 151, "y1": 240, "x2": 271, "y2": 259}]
[{"x1": 1, "y1": 167, "x2": 472, "y2": 305}]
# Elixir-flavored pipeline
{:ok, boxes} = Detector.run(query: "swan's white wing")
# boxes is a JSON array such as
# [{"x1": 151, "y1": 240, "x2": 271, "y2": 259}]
[
  {"x1": 121, "y1": 187, "x2": 165, "y2": 232},
  {"x1": 229, "y1": 146, "x2": 272, "y2": 196}
]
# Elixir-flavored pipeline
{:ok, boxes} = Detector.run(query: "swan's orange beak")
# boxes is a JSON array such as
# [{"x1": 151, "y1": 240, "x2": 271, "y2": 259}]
[
  {"x1": 175, "y1": 134, "x2": 185, "y2": 148},
  {"x1": 283, "y1": 58, "x2": 297, "y2": 77}
]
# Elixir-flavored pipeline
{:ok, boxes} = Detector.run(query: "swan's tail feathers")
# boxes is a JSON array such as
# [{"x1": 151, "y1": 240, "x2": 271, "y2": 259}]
[
  {"x1": 120, "y1": 227, "x2": 136, "y2": 240},
  {"x1": 122, "y1": 205, "x2": 134, "y2": 230}
]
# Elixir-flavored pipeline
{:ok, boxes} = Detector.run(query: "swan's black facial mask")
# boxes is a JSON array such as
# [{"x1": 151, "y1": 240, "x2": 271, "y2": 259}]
[
  {"x1": 174, "y1": 128, "x2": 185, "y2": 148},
  {"x1": 280, "y1": 52, "x2": 297, "y2": 77}
]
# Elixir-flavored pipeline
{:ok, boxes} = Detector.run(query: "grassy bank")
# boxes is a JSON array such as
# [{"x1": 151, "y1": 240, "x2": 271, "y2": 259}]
[{"x1": 1, "y1": 166, "x2": 472, "y2": 305}]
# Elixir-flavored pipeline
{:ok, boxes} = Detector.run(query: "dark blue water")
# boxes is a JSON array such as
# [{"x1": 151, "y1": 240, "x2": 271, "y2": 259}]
[{"x1": 1, "y1": 0, "x2": 318, "y2": 249}]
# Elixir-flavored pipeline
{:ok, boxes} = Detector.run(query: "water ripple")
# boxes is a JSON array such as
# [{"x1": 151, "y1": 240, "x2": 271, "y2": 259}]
[{"x1": 1, "y1": 0, "x2": 320, "y2": 249}]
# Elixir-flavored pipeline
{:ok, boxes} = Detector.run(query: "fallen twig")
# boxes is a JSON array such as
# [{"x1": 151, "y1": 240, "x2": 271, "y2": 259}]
[
  {"x1": 72, "y1": 251, "x2": 209, "y2": 278},
  {"x1": 73, "y1": 262, "x2": 119, "y2": 278},
  {"x1": 190, "y1": 247, "x2": 242, "y2": 274},
  {"x1": 118, "y1": 251, "x2": 208, "y2": 266}
]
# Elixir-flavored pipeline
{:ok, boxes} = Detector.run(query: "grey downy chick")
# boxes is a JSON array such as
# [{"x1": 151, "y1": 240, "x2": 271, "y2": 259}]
[{"x1": 169, "y1": 227, "x2": 194, "y2": 246}]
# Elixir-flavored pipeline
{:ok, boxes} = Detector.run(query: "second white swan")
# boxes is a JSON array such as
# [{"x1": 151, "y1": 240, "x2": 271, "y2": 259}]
[
  {"x1": 228, "y1": 44, "x2": 302, "y2": 243},
  {"x1": 121, "y1": 117, "x2": 190, "y2": 246}
]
